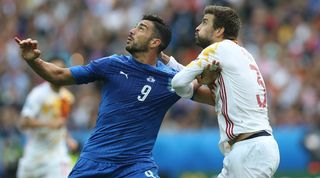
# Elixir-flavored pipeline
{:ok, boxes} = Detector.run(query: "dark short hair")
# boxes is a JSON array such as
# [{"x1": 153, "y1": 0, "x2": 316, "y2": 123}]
[
  {"x1": 142, "y1": 14, "x2": 171, "y2": 53},
  {"x1": 204, "y1": 5, "x2": 240, "y2": 40}
]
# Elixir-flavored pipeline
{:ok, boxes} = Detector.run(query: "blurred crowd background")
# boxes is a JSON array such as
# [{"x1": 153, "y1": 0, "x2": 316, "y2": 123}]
[{"x1": 1, "y1": 0, "x2": 320, "y2": 177}]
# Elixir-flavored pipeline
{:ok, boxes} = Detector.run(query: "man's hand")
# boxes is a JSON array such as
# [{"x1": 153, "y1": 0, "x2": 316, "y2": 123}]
[
  {"x1": 14, "y1": 37, "x2": 41, "y2": 61},
  {"x1": 197, "y1": 60, "x2": 221, "y2": 85},
  {"x1": 67, "y1": 135, "x2": 79, "y2": 152},
  {"x1": 159, "y1": 51, "x2": 170, "y2": 64}
]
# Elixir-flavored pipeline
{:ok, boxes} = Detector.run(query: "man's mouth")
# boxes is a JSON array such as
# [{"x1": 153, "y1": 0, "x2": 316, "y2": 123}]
[
  {"x1": 127, "y1": 36, "x2": 133, "y2": 41},
  {"x1": 126, "y1": 37, "x2": 133, "y2": 44}
]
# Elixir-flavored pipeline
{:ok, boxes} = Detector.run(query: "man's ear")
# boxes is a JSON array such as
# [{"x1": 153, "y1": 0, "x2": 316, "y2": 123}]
[
  {"x1": 149, "y1": 38, "x2": 161, "y2": 49},
  {"x1": 216, "y1": 27, "x2": 225, "y2": 38}
]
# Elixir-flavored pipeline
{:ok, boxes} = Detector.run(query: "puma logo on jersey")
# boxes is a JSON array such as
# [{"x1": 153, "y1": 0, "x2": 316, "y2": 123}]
[{"x1": 120, "y1": 71, "x2": 128, "y2": 79}]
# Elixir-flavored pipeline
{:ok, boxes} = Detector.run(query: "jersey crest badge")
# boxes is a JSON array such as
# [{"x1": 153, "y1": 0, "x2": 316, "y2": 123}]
[{"x1": 147, "y1": 76, "x2": 155, "y2": 83}]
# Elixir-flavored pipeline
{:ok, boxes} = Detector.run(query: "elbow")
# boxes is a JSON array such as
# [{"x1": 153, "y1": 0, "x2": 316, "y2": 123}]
[
  {"x1": 47, "y1": 77, "x2": 63, "y2": 86},
  {"x1": 50, "y1": 79, "x2": 64, "y2": 86},
  {"x1": 171, "y1": 76, "x2": 194, "y2": 99},
  {"x1": 171, "y1": 75, "x2": 186, "y2": 89},
  {"x1": 49, "y1": 70, "x2": 69, "y2": 86}
]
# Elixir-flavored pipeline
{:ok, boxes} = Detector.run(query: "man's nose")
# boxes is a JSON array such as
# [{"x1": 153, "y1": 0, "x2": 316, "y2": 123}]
[
  {"x1": 195, "y1": 25, "x2": 200, "y2": 32},
  {"x1": 129, "y1": 28, "x2": 136, "y2": 35}
]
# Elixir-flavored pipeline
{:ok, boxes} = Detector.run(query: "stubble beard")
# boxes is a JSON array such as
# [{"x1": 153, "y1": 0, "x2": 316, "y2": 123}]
[
  {"x1": 126, "y1": 36, "x2": 151, "y2": 55},
  {"x1": 195, "y1": 35, "x2": 212, "y2": 49},
  {"x1": 126, "y1": 42, "x2": 148, "y2": 55}
]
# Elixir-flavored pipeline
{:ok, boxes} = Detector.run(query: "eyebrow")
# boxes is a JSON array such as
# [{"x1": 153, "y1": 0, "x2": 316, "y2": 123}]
[{"x1": 138, "y1": 22, "x2": 148, "y2": 29}]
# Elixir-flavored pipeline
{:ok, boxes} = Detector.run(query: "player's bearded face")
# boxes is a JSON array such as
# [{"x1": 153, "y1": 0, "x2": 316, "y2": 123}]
[
  {"x1": 195, "y1": 14, "x2": 215, "y2": 48},
  {"x1": 195, "y1": 32, "x2": 213, "y2": 49},
  {"x1": 126, "y1": 21, "x2": 153, "y2": 54},
  {"x1": 126, "y1": 36, "x2": 151, "y2": 54}
]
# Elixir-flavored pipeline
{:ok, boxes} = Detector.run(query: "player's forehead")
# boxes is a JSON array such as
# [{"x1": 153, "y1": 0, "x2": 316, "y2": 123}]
[
  {"x1": 202, "y1": 14, "x2": 214, "y2": 23},
  {"x1": 137, "y1": 20, "x2": 155, "y2": 31}
]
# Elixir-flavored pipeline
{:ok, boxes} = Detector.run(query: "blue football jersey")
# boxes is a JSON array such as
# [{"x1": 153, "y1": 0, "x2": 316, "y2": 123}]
[{"x1": 70, "y1": 55, "x2": 180, "y2": 163}]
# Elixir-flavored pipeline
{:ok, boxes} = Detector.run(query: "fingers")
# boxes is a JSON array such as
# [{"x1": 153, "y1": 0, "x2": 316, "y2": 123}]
[
  {"x1": 32, "y1": 40, "x2": 38, "y2": 49},
  {"x1": 209, "y1": 60, "x2": 220, "y2": 71},
  {"x1": 212, "y1": 60, "x2": 220, "y2": 65},
  {"x1": 212, "y1": 60, "x2": 222, "y2": 72},
  {"x1": 14, "y1": 37, "x2": 21, "y2": 44},
  {"x1": 160, "y1": 51, "x2": 167, "y2": 57},
  {"x1": 205, "y1": 64, "x2": 211, "y2": 71},
  {"x1": 16, "y1": 38, "x2": 38, "y2": 49},
  {"x1": 160, "y1": 51, "x2": 169, "y2": 59},
  {"x1": 217, "y1": 66, "x2": 222, "y2": 72},
  {"x1": 196, "y1": 75, "x2": 202, "y2": 82},
  {"x1": 34, "y1": 49, "x2": 41, "y2": 56}
]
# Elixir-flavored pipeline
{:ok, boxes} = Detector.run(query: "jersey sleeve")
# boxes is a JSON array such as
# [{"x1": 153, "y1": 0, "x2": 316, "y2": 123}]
[
  {"x1": 166, "y1": 56, "x2": 185, "y2": 72},
  {"x1": 69, "y1": 56, "x2": 114, "y2": 84},
  {"x1": 171, "y1": 43, "x2": 220, "y2": 98},
  {"x1": 21, "y1": 88, "x2": 43, "y2": 118}
]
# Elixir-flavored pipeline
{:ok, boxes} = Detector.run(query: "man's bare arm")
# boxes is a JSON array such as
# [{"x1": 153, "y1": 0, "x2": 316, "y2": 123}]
[
  {"x1": 15, "y1": 37, "x2": 76, "y2": 86},
  {"x1": 27, "y1": 58, "x2": 75, "y2": 85},
  {"x1": 192, "y1": 81, "x2": 215, "y2": 106}
]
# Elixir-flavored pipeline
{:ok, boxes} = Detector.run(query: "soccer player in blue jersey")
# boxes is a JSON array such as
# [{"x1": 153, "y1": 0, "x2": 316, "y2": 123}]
[{"x1": 15, "y1": 14, "x2": 216, "y2": 178}]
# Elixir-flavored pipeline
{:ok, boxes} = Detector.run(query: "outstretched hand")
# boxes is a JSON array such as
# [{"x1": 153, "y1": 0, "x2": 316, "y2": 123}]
[
  {"x1": 14, "y1": 37, "x2": 41, "y2": 61},
  {"x1": 197, "y1": 60, "x2": 221, "y2": 85}
]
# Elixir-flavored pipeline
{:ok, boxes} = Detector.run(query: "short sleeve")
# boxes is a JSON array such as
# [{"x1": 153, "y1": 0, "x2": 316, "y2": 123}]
[
  {"x1": 70, "y1": 56, "x2": 114, "y2": 84},
  {"x1": 188, "y1": 42, "x2": 221, "y2": 71}
]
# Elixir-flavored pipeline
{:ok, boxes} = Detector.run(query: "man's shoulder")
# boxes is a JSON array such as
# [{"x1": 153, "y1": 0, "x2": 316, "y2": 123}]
[
  {"x1": 27, "y1": 82, "x2": 50, "y2": 100},
  {"x1": 60, "y1": 88, "x2": 75, "y2": 103},
  {"x1": 97, "y1": 54, "x2": 129, "y2": 61},
  {"x1": 32, "y1": 82, "x2": 50, "y2": 93},
  {"x1": 156, "y1": 61, "x2": 178, "y2": 75},
  {"x1": 202, "y1": 40, "x2": 238, "y2": 56},
  {"x1": 92, "y1": 54, "x2": 130, "y2": 65},
  {"x1": 201, "y1": 42, "x2": 222, "y2": 56}
]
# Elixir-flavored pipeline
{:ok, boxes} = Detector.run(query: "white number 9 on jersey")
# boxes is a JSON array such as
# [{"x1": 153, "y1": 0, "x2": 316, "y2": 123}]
[{"x1": 137, "y1": 85, "x2": 152, "y2": 101}]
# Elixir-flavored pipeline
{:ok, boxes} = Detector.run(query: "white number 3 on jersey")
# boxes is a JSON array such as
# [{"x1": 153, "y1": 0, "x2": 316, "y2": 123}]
[{"x1": 137, "y1": 85, "x2": 152, "y2": 101}]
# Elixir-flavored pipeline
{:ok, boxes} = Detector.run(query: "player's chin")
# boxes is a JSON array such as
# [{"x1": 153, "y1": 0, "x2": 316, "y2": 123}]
[
  {"x1": 125, "y1": 45, "x2": 133, "y2": 53},
  {"x1": 195, "y1": 39, "x2": 201, "y2": 47},
  {"x1": 125, "y1": 42, "x2": 131, "y2": 48},
  {"x1": 195, "y1": 37, "x2": 200, "y2": 44}
]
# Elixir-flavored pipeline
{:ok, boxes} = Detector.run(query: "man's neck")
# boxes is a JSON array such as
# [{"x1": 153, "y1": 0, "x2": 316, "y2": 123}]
[
  {"x1": 50, "y1": 83, "x2": 61, "y2": 92},
  {"x1": 204, "y1": 38, "x2": 225, "y2": 48},
  {"x1": 132, "y1": 51, "x2": 158, "y2": 66}
]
